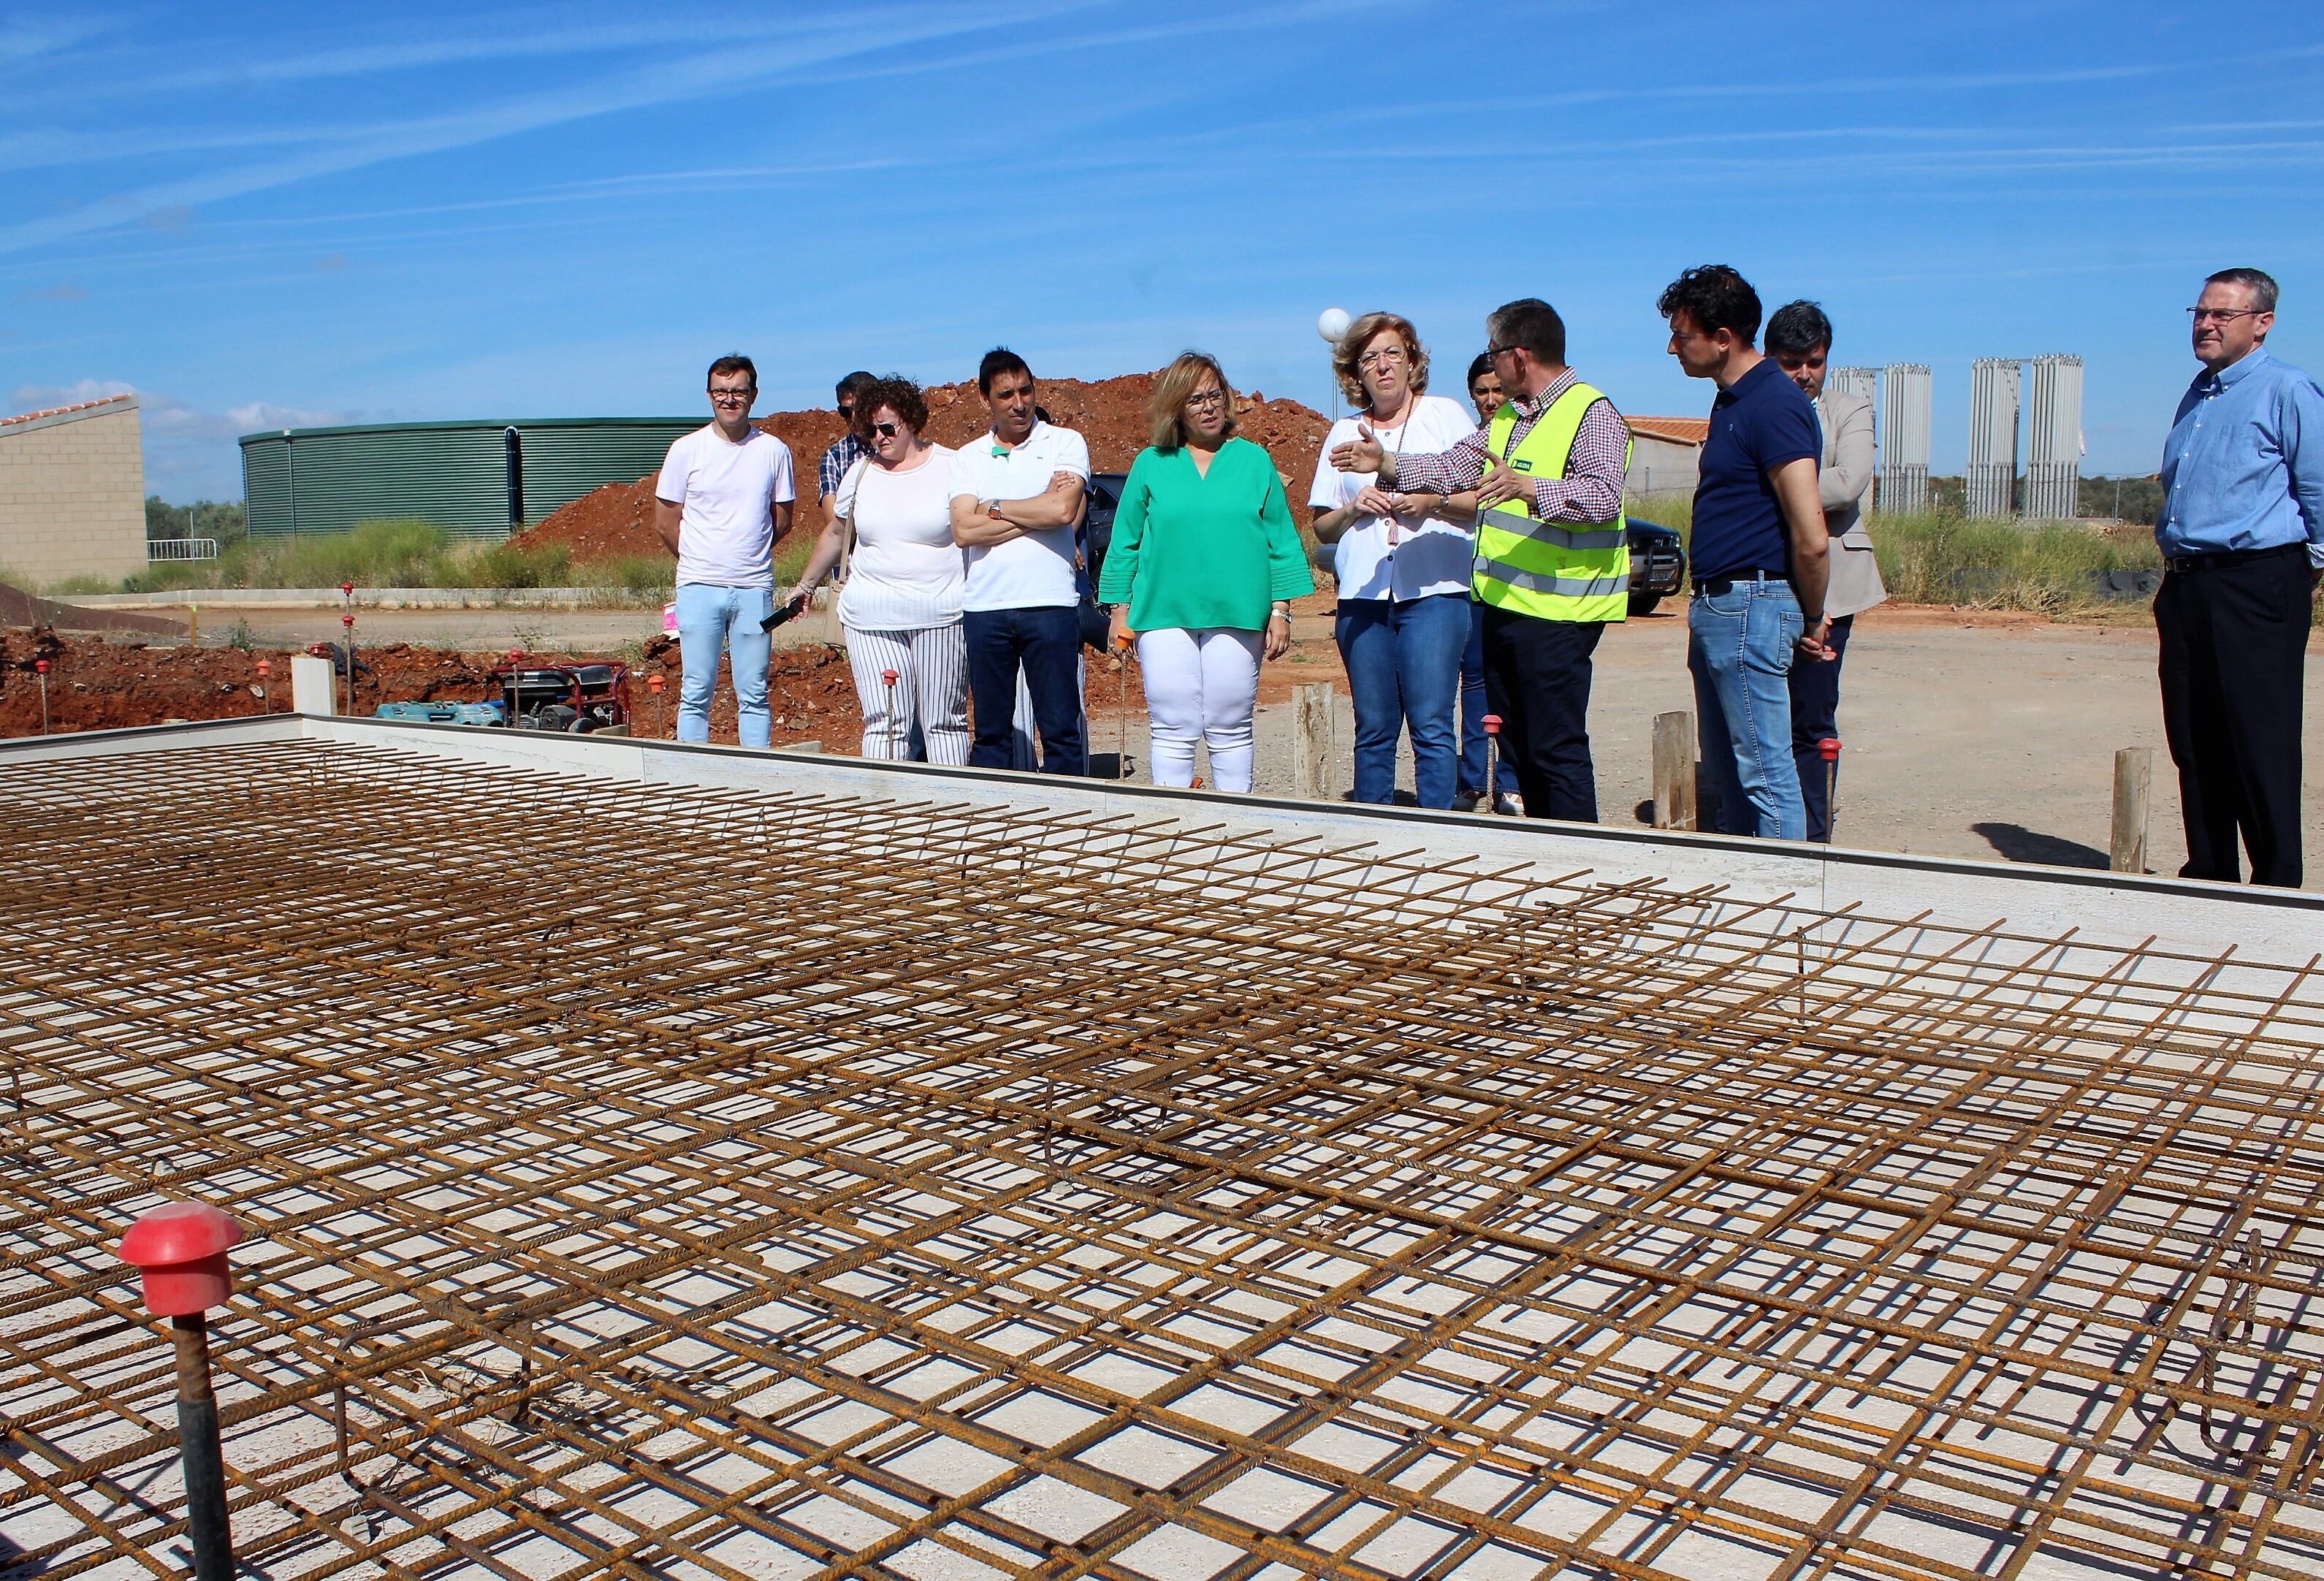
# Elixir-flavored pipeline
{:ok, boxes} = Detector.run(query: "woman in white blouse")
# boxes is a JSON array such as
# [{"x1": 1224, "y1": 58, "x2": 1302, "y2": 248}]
[
  {"x1": 1308, "y1": 312, "x2": 1479, "y2": 807},
  {"x1": 785, "y1": 377, "x2": 969, "y2": 763}
]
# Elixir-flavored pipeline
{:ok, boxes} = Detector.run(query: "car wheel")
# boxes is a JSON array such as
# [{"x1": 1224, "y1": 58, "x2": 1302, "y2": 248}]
[{"x1": 1627, "y1": 593, "x2": 1662, "y2": 617}]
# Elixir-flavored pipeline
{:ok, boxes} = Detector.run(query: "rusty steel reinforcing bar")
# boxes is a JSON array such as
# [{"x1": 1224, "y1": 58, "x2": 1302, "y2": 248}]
[{"x1": 1, "y1": 737, "x2": 2320, "y2": 1581}]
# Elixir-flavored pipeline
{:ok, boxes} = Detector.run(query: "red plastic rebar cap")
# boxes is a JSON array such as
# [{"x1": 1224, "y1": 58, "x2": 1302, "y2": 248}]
[
  {"x1": 881, "y1": 669, "x2": 899, "y2": 684},
  {"x1": 118, "y1": 1202, "x2": 243, "y2": 1317},
  {"x1": 647, "y1": 673, "x2": 663, "y2": 693},
  {"x1": 256, "y1": 659, "x2": 270, "y2": 674},
  {"x1": 339, "y1": 582, "x2": 354, "y2": 596},
  {"x1": 1819, "y1": 737, "x2": 1842, "y2": 761},
  {"x1": 341, "y1": 613, "x2": 355, "y2": 628},
  {"x1": 1482, "y1": 714, "x2": 1502, "y2": 736},
  {"x1": 34, "y1": 658, "x2": 48, "y2": 674}
]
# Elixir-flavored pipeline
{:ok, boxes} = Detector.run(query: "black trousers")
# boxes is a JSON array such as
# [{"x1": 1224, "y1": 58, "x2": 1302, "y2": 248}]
[
  {"x1": 1479, "y1": 605, "x2": 1604, "y2": 823},
  {"x1": 1787, "y1": 613, "x2": 1854, "y2": 842},
  {"x1": 2155, "y1": 547, "x2": 2312, "y2": 886}
]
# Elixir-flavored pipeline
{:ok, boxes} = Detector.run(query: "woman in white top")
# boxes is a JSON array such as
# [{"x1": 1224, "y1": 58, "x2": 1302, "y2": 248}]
[
  {"x1": 1308, "y1": 312, "x2": 1479, "y2": 808},
  {"x1": 785, "y1": 377, "x2": 969, "y2": 763}
]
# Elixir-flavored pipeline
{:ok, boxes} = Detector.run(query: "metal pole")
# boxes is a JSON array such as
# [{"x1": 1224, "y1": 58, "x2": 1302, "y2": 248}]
[
  {"x1": 36, "y1": 659, "x2": 50, "y2": 735},
  {"x1": 171, "y1": 1313, "x2": 235, "y2": 1581},
  {"x1": 882, "y1": 670, "x2": 899, "y2": 761}
]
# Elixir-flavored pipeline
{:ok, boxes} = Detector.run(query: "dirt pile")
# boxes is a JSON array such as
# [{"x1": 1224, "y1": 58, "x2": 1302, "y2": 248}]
[
  {"x1": 0, "y1": 630, "x2": 866, "y2": 749},
  {"x1": 514, "y1": 372, "x2": 1334, "y2": 565}
]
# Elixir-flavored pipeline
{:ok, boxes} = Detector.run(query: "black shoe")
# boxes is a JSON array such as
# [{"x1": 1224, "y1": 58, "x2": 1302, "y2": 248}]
[{"x1": 1452, "y1": 788, "x2": 1482, "y2": 813}]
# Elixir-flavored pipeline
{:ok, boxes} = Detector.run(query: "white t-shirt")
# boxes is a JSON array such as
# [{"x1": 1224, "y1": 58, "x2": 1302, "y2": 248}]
[
  {"x1": 655, "y1": 424, "x2": 796, "y2": 587},
  {"x1": 945, "y1": 420, "x2": 1091, "y2": 612},
  {"x1": 832, "y1": 445, "x2": 964, "y2": 631},
  {"x1": 1309, "y1": 394, "x2": 1479, "y2": 602}
]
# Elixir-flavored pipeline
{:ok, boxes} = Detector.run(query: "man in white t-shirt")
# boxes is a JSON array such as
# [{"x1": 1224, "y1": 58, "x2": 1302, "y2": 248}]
[
  {"x1": 947, "y1": 348, "x2": 1090, "y2": 774},
  {"x1": 654, "y1": 354, "x2": 796, "y2": 748}
]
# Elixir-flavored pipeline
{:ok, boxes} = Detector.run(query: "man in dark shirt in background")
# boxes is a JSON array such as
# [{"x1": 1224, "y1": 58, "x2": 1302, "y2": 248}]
[{"x1": 1658, "y1": 265, "x2": 1832, "y2": 839}]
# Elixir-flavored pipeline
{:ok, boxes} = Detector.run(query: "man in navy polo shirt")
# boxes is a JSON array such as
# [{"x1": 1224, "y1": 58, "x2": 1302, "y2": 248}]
[{"x1": 1658, "y1": 265, "x2": 1832, "y2": 839}]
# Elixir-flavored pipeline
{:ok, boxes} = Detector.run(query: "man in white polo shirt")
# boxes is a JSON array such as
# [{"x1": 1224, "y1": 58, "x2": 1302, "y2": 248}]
[
  {"x1": 654, "y1": 354, "x2": 796, "y2": 747},
  {"x1": 948, "y1": 348, "x2": 1090, "y2": 774}
]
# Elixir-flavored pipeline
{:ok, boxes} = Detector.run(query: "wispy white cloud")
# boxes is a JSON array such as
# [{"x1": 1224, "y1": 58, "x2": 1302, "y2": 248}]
[{"x1": 0, "y1": 5, "x2": 1082, "y2": 254}]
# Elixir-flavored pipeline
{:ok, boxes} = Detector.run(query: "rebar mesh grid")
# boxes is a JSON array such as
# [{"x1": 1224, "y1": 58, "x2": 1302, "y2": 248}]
[{"x1": 3, "y1": 738, "x2": 2322, "y2": 1581}]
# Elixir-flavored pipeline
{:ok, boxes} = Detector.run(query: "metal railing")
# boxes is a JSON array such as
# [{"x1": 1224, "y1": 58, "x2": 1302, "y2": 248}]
[{"x1": 147, "y1": 536, "x2": 219, "y2": 563}]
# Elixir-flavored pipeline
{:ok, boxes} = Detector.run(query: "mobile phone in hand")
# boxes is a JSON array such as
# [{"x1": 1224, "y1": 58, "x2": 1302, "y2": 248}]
[{"x1": 761, "y1": 595, "x2": 806, "y2": 633}]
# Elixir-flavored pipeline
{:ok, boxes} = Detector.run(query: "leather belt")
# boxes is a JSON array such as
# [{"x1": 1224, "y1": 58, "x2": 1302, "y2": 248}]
[
  {"x1": 1694, "y1": 571, "x2": 1791, "y2": 598},
  {"x1": 2162, "y1": 542, "x2": 2303, "y2": 574}
]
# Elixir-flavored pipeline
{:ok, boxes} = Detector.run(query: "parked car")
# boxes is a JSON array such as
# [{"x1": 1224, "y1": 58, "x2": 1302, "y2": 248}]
[{"x1": 1624, "y1": 520, "x2": 1686, "y2": 616}]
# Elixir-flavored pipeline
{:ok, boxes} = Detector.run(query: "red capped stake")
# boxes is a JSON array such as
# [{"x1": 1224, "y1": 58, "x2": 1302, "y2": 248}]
[
  {"x1": 118, "y1": 1202, "x2": 245, "y2": 1580},
  {"x1": 118, "y1": 1201, "x2": 243, "y2": 1316},
  {"x1": 1819, "y1": 737, "x2": 1841, "y2": 762},
  {"x1": 34, "y1": 658, "x2": 49, "y2": 675},
  {"x1": 1482, "y1": 714, "x2": 1502, "y2": 736}
]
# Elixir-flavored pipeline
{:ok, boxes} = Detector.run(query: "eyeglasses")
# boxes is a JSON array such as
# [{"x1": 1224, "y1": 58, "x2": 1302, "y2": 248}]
[
  {"x1": 1184, "y1": 389, "x2": 1228, "y2": 410},
  {"x1": 1356, "y1": 347, "x2": 1406, "y2": 371},
  {"x1": 2187, "y1": 306, "x2": 2266, "y2": 324},
  {"x1": 709, "y1": 388, "x2": 755, "y2": 404},
  {"x1": 837, "y1": 404, "x2": 855, "y2": 419},
  {"x1": 872, "y1": 420, "x2": 900, "y2": 438},
  {"x1": 1484, "y1": 343, "x2": 1519, "y2": 359}
]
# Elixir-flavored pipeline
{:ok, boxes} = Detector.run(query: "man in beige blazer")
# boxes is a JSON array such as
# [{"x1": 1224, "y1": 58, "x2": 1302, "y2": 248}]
[{"x1": 1767, "y1": 300, "x2": 1886, "y2": 841}]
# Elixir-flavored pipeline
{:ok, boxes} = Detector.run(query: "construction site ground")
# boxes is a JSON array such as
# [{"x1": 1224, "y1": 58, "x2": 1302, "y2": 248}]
[{"x1": 9, "y1": 600, "x2": 2321, "y2": 888}]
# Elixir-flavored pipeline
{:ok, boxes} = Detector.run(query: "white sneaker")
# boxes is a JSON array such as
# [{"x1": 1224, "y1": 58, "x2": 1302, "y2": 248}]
[{"x1": 1494, "y1": 792, "x2": 1525, "y2": 817}]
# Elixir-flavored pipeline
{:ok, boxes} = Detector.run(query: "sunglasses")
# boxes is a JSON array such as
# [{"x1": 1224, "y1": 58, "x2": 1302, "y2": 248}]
[{"x1": 872, "y1": 420, "x2": 900, "y2": 438}]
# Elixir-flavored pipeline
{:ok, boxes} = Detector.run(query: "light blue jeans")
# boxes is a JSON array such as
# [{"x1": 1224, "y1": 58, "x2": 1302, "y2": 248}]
[
  {"x1": 1334, "y1": 593, "x2": 1468, "y2": 808},
  {"x1": 1688, "y1": 577, "x2": 1806, "y2": 839},
  {"x1": 676, "y1": 582, "x2": 774, "y2": 747}
]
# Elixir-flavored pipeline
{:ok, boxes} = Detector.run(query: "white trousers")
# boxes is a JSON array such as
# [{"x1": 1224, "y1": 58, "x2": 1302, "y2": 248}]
[
  {"x1": 1135, "y1": 626, "x2": 1262, "y2": 793},
  {"x1": 845, "y1": 622, "x2": 970, "y2": 765}
]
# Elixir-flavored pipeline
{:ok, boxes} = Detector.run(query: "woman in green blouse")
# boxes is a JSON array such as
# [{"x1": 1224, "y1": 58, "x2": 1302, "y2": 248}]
[{"x1": 1099, "y1": 351, "x2": 1316, "y2": 792}]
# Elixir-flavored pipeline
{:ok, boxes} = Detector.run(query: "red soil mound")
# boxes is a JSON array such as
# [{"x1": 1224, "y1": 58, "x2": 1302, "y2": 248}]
[{"x1": 513, "y1": 372, "x2": 1333, "y2": 566}]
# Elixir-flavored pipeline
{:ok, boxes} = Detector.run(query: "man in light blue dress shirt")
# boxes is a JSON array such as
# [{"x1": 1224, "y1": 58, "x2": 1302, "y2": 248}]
[{"x1": 2155, "y1": 267, "x2": 2323, "y2": 888}]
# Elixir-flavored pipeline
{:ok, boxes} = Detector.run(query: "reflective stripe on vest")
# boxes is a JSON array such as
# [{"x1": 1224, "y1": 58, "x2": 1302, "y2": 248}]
[{"x1": 1471, "y1": 381, "x2": 1631, "y2": 624}]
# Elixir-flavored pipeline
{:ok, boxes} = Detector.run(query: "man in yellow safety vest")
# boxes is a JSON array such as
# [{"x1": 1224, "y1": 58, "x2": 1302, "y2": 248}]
[{"x1": 1330, "y1": 298, "x2": 1631, "y2": 821}]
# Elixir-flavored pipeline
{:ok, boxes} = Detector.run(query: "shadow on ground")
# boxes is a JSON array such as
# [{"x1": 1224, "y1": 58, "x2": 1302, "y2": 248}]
[{"x1": 1973, "y1": 822, "x2": 2110, "y2": 869}]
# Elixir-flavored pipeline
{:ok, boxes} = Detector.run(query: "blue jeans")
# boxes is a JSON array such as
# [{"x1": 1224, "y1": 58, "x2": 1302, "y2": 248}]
[
  {"x1": 1459, "y1": 595, "x2": 1520, "y2": 800},
  {"x1": 1335, "y1": 593, "x2": 1466, "y2": 808},
  {"x1": 1688, "y1": 577, "x2": 1806, "y2": 839},
  {"x1": 964, "y1": 605, "x2": 1086, "y2": 774},
  {"x1": 676, "y1": 582, "x2": 774, "y2": 748}
]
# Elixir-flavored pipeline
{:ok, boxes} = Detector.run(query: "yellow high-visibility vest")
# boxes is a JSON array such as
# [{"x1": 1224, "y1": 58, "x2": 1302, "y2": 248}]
[{"x1": 1471, "y1": 381, "x2": 1631, "y2": 623}]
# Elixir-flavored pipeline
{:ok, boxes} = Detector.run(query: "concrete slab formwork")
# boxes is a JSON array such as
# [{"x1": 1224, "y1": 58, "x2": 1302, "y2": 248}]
[{"x1": 2, "y1": 722, "x2": 2320, "y2": 1581}]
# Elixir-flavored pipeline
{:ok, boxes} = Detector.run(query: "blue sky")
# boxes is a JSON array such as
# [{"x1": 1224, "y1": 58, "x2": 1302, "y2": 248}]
[{"x1": 5, "y1": 1, "x2": 2321, "y2": 502}]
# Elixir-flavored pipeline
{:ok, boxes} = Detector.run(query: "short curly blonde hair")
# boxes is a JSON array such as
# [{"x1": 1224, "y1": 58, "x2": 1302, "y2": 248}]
[
  {"x1": 1330, "y1": 311, "x2": 1430, "y2": 409},
  {"x1": 1148, "y1": 351, "x2": 1238, "y2": 450}
]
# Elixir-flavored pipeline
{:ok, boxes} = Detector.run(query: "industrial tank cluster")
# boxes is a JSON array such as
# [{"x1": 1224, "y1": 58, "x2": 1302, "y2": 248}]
[{"x1": 237, "y1": 416, "x2": 698, "y2": 538}]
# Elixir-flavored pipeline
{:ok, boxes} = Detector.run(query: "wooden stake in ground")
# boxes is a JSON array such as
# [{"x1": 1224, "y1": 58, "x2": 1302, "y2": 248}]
[
  {"x1": 1113, "y1": 633, "x2": 1134, "y2": 781},
  {"x1": 1652, "y1": 711, "x2": 1696, "y2": 830},
  {"x1": 1292, "y1": 682, "x2": 1335, "y2": 801},
  {"x1": 2110, "y1": 746, "x2": 2153, "y2": 874}
]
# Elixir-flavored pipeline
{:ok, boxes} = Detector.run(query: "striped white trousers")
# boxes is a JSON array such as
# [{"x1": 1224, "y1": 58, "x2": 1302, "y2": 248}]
[{"x1": 843, "y1": 622, "x2": 971, "y2": 765}]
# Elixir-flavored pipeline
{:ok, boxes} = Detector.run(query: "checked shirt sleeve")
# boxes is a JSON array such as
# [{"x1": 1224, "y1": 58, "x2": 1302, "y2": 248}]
[{"x1": 1387, "y1": 426, "x2": 1495, "y2": 495}]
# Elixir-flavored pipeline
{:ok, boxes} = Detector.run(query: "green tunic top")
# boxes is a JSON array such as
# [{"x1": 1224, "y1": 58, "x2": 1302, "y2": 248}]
[{"x1": 1097, "y1": 437, "x2": 1317, "y2": 631}]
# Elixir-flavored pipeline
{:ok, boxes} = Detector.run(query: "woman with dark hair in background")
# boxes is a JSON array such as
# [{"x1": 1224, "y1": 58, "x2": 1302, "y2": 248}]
[
  {"x1": 1308, "y1": 312, "x2": 1478, "y2": 807},
  {"x1": 785, "y1": 376, "x2": 969, "y2": 763},
  {"x1": 1451, "y1": 351, "x2": 1520, "y2": 812},
  {"x1": 1100, "y1": 352, "x2": 1313, "y2": 793}
]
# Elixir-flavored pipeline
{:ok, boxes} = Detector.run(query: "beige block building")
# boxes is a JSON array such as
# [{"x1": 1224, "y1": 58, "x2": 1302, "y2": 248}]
[
  {"x1": 1624, "y1": 415, "x2": 1707, "y2": 501},
  {"x1": 0, "y1": 395, "x2": 147, "y2": 590}
]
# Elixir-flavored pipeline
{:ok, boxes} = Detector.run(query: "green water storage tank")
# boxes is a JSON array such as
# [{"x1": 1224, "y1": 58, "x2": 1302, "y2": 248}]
[{"x1": 238, "y1": 416, "x2": 702, "y2": 539}]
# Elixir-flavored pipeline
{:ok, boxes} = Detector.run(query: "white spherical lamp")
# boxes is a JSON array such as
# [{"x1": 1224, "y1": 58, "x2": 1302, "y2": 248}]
[{"x1": 1317, "y1": 307, "x2": 1352, "y2": 344}]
